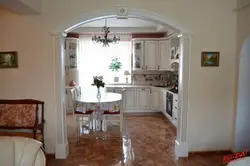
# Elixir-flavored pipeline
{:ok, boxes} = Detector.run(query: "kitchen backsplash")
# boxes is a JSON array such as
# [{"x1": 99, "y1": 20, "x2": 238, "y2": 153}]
[{"x1": 131, "y1": 70, "x2": 178, "y2": 85}]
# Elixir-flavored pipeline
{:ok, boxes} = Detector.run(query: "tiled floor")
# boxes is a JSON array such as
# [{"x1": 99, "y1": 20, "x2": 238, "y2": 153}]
[{"x1": 47, "y1": 114, "x2": 229, "y2": 166}]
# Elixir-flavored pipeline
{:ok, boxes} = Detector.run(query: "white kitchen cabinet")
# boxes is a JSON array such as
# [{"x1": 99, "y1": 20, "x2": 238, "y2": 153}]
[
  {"x1": 124, "y1": 88, "x2": 137, "y2": 110},
  {"x1": 150, "y1": 88, "x2": 162, "y2": 111},
  {"x1": 65, "y1": 38, "x2": 79, "y2": 85},
  {"x1": 137, "y1": 88, "x2": 150, "y2": 110},
  {"x1": 144, "y1": 41, "x2": 158, "y2": 70},
  {"x1": 132, "y1": 41, "x2": 144, "y2": 70},
  {"x1": 158, "y1": 40, "x2": 170, "y2": 70},
  {"x1": 162, "y1": 90, "x2": 167, "y2": 114}
]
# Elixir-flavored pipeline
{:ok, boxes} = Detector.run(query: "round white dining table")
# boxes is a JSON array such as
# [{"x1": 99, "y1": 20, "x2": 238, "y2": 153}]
[
  {"x1": 74, "y1": 92, "x2": 122, "y2": 139},
  {"x1": 75, "y1": 92, "x2": 122, "y2": 103}
]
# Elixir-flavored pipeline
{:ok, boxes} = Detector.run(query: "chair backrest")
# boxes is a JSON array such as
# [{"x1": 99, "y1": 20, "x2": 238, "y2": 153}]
[
  {"x1": 70, "y1": 88, "x2": 78, "y2": 112},
  {"x1": 75, "y1": 86, "x2": 81, "y2": 97}
]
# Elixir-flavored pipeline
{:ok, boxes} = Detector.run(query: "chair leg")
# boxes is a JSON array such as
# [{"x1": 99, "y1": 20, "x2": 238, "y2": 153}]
[{"x1": 120, "y1": 115, "x2": 123, "y2": 137}]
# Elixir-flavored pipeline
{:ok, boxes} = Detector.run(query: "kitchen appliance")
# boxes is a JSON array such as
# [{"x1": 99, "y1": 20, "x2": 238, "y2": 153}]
[{"x1": 166, "y1": 92, "x2": 173, "y2": 117}]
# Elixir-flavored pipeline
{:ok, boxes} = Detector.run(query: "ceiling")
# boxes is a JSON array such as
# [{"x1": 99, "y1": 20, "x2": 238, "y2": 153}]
[
  {"x1": 72, "y1": 17, "x2": 176, "y2": 34},
  {"x1": 80, "y1": 18, "x2": 160, "y2": 28}
]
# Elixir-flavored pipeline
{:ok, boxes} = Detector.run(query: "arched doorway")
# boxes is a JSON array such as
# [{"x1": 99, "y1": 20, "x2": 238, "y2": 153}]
[
  {"x1": 234, "y1": 37, "x2": 250, "y2": 152},
  {"x1": 53, "y1": 7, "x2": 191, "y2": 159}
]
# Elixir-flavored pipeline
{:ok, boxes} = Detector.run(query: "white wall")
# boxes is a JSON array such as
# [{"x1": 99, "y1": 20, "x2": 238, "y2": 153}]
[
  {"x1": 0, "y1": 0, "x2": 238, "y2": 152},
  {"x1": 0, "y1": 8, "x2": 55, "y2": 153},
  {"x1": 235, "y1": 38, "x2": 250, "y2": 151},
  {"x1": 234, "y1": 0, "x2": 250, "y2": 152}
]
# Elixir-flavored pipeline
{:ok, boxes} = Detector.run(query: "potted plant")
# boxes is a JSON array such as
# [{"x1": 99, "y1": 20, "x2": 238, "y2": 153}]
[
  {"x1": 109, "y1": 57, "x2": 122, "y2": 82},
  {"x1": 91, "y1": 76, "x2": 105, "y2": 98}
]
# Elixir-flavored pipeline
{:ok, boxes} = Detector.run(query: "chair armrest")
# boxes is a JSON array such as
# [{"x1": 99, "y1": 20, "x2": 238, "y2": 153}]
[{"x1": 34, "y1": 120, "x2": 45, "y2": 132}]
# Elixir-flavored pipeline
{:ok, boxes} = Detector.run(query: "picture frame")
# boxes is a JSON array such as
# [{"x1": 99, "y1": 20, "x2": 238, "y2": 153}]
[
  {"x1": 201, "y1": 52, "x2": 220, "y2": 67},
  {"x1": 0, "y1": 51, "x2": 18, "y2": 68}
]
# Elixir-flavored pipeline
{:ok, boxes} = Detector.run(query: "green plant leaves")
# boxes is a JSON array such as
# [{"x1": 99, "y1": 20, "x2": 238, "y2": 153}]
[{"x1": 109, "y1": 57, "x2": 122, "y2": 72}]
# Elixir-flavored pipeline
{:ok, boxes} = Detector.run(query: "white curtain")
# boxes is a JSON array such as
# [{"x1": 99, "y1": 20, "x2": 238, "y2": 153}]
[{"x1": 78, "y1": 34, "x2": 132, "y2": 91}]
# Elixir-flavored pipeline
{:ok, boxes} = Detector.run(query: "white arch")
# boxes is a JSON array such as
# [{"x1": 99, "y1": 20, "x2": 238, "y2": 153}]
[
  {"x1": 63, "y1": 7, "x2": 191, "y2": 34},
  {"x1": 54, "y1": 7, "x2": 191, "y2": 159}
]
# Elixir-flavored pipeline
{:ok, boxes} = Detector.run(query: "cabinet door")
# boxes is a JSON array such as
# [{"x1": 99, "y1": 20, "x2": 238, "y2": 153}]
[
  {"x1": 159, "y1": 91, "x2": 163, "y2": 111},
  {"x1": 137, "y1": 88, "x2": 150, "y2": 110},
  {"x1": 151, "y1": 89, "x2": 160, "y2": 110},
  {"x1": 145, "y1": 41, "x2": 158, "y2": 70},
  {"x1": 133, "y1": 41, "x2": 144, "y2": 70},
  {"x1": 159, "y1": 40, "x2": 170, "y2": 70},
  {"x1": 162, "y1": 91, "x2": 166, "y2": 113},
  {"x1": 124, "y1": 88, "x2": 137, "y2": 110}
]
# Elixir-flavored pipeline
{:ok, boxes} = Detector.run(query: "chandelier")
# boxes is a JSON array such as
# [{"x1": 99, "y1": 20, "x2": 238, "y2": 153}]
[{"x1": 92, "y1": 19, "x2": 120, "y2": 47}]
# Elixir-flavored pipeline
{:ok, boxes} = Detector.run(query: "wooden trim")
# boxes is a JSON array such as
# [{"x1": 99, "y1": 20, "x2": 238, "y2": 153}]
[
  {"x1": 132, "y1": 33, "x2": 166, "y2": 38},
  {"x1": 0, "y1": 99, "x2": 44, "y2": 104},
  {"x1": 189, "y1": 150, "x2": 232, "y2": 155}
]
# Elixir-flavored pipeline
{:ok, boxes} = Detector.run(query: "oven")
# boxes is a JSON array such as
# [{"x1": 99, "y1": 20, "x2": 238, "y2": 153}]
[{"x1": 166, "y1": 92, "x2": 173, "y2": 117}]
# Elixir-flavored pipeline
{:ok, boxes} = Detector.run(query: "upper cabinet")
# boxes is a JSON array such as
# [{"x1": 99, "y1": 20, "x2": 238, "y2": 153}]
[
  {"x1": 132, "y1": 41, "x2": 144, "y2": 71},
  {"x1": 65, "y1": 38, "x2": 79, "y2": 71},
  {"x1": 145, "y1": 41, "x2": 158, "y2": 70},
  {"x1": 132, "y1": 38, "x2": 172, "y2": 71},
  {"x1": 158, "y1": 40, "x2": 170, "y2": 70}
]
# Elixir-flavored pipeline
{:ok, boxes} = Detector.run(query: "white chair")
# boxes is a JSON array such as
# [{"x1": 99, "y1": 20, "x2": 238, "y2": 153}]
[
  {"x1": 103, "y1": 88, "x2": 125, "y2": 136},
  {"x1": 70, "y1": 88, "x2": 91, "y2": 140},
  {"x1": 0, "y1": 136, "x2": 46, "y2": 166}
]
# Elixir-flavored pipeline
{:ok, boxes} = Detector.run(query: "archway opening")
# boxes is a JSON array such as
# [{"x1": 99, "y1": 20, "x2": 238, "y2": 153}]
[{"x1": 55, "y1": 8, "x2": 191, "y2": 161}]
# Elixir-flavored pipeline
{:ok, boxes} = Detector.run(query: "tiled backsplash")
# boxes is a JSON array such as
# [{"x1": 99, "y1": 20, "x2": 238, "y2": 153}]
[{"x1": 132, "y1": 70, "x2": 178, "y2": 85}]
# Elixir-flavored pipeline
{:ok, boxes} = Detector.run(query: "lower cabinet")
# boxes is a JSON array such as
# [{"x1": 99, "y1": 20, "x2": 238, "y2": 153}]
[
  {"x1": 150, "y1": 88, "x2": 163, "y2": 111},
  {"x1": 124, "y1": 88, "x2": 151, "y2": 111},
  {"x1": 124, "y1": 88, "x2": 137, "y2": 110},
  {"x1": 137, "y1": 88, "x2": 150, "y2": 110},
  {"x1": 107, "y1": 87, "x2": 163, "y2": 112}
]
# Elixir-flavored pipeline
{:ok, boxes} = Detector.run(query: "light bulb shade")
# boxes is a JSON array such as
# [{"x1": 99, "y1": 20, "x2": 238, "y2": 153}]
[{"x1": 124, "y1": 70, "x2": 130, "y2": 75}]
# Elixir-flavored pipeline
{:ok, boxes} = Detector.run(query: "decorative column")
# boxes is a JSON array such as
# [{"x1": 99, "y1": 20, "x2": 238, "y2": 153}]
[
  {"x1": 175, "y1": 34, "x2": 191, "y2": 157},
  {"x1": 51, "y1": 32, "x2": 69, "y2": 159}
]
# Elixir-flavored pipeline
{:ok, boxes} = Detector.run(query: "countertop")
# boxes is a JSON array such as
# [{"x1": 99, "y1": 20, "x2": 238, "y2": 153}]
[{"x1": 106, "y1": 84, "x2": 174, "y2": 91}]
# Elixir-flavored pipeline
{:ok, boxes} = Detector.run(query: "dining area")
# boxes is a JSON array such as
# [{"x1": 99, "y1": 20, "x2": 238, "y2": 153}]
[{"x1": 68, "y1": 77, "x2": 125, "y2": 142}]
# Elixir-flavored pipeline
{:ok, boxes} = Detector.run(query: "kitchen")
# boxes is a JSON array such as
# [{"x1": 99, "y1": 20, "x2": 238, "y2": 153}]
[
  {"x1": 64, "y1": 18, "x2": 181, "y2": 131},
  {"x1": 106, "y1": 36, "x2": 180, "y2": 128}
]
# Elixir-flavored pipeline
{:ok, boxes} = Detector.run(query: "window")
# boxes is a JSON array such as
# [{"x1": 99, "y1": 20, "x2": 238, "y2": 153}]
[{"x1": 78, "y1": 34, "x2": 132, "y2": 89}]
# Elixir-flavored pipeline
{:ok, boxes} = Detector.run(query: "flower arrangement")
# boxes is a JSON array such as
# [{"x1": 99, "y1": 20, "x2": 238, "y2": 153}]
[{"x1": 91, "y1": 76, "x2": 105, "y2": 89}]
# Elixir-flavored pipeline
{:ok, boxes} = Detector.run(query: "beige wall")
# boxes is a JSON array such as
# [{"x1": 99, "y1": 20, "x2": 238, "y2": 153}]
[
  {"x1": 0, "y1": 0, "x2": 238, "y2": 153},
  {"x1": 0, "y1": 8, "x2": 55, "y2": 153},
  {"x1": 234, "y1": 0, "x2": 250, "y2": 151}
]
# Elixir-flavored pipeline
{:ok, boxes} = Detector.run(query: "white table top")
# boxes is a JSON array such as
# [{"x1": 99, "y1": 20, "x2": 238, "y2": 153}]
[
  {"x1": 227, "y1": 157, "x2": 250, "y2": 166},
  {"x1": 75, "y1": 92, "x2": 122, "y2": 103}
]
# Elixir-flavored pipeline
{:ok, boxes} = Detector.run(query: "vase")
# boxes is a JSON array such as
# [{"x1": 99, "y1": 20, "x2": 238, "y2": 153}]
[
  {"x1": 96, "y1": 87, "x2": 101, "y2": 99},
  {"x1": 114, "y1": 71, "x2": 119, "y2": 82}
]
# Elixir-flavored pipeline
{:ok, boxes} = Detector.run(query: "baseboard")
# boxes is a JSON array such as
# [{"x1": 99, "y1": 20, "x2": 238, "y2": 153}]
[
  {"x1": 175, "y1": 140, "x2": 188, "y2": 157},
  {"x1": 189, "y1": 150, "x2": 232, "y2": 155},
  {"x1": 55, "y1": 142, "x2": 69, "y2": 159}
]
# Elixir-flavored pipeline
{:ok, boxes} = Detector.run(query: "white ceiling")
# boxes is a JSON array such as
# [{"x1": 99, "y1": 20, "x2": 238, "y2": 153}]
[{"x1": 80, "y1": 18, "x2": 160, "y2": 28}]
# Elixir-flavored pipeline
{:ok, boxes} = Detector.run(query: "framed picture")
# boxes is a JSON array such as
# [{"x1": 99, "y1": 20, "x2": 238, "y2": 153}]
[
  {"x1": 201, "y1": 52, "x2": 220, "y2": 67},
  {"x1": 0, "y1": 51, "x2": 18, "y2": 68}
]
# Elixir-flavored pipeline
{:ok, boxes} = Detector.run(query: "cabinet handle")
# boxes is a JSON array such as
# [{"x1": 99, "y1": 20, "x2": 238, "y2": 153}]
[
  {"x1": 141, "y1": 88, "x2": 146, "y2": 90},
  {"x1": 175, "y1": 99, "x2": 178, "y2": 102},
  {"x1": 158, "y1": 65, "x2": 160, "y2": 70},
  {"x1": 175, "y1": 106, "x2": 178, "y2": 109},
  {"x1": 146, "y1": 65, "x2": 148, "y2": 70}
]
